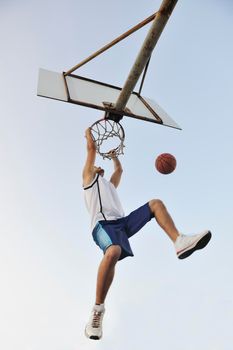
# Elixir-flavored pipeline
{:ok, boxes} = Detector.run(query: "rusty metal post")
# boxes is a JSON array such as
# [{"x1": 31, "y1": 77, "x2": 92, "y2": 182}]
[
  {"x1": 64, "y1": 13, "x2": 157, "y2": 76},
  {"x1": 114, "y1": 0, "x2": 178, "y2": 112}
]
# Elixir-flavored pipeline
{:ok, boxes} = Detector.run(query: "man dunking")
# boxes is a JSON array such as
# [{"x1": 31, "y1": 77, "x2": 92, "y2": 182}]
[{"x1": 83, "y1": 127, "x2": 211, "y2": 340}]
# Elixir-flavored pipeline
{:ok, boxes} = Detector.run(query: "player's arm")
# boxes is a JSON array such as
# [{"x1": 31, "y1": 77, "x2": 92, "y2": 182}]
[
  {"x1": 109, "y1": 151, "x2": 123, "y2": 188},
  {"x1": 82, "y1": 128, "x2": 96, "y2": 187}
]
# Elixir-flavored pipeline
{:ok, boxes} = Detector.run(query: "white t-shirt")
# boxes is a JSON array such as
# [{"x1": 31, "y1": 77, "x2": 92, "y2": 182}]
[{"x1": 83, "y1": 174, "x2": 125, "y2": 230}]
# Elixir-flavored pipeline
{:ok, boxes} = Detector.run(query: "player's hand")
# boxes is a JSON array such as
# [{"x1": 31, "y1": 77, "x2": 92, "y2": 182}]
[
  {"x1": 107, "y1": 149, "x2": 118, "y2": 159},
  {"x1": 85, "y1": 127, "x2": 96, "y2": 151},
  {"x1": 85, "y1": 128, "x2": 92, "y2": 139}
]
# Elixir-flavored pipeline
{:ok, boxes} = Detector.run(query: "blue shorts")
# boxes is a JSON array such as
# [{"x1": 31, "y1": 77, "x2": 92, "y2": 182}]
[{"x1": 92, "y1": 203, "x2": 153, "y2": 260}]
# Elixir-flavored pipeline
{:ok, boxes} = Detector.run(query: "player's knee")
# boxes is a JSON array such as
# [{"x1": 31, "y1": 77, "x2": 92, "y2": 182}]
[
  {"x1": 105, "y1": 245, "x2": 121, "y2": 263},
  {"x1": 149, "y1": 199, "x2": 165, "y2": 213}
]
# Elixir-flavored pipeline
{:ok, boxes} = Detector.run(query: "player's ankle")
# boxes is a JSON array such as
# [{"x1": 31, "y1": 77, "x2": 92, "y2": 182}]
[{"x1": 94, "y1": 303, "x2": 105, "y2": 312}]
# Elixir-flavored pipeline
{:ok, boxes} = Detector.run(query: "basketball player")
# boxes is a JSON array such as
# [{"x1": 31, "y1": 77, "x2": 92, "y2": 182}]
[{"x1": 83, "y1": 127, "x2": 211, "y2": 340}]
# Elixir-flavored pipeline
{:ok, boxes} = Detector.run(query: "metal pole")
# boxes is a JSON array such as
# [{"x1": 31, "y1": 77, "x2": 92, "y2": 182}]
[
  {"x1": 114, "y1": 0, "x2": 178, "y2": 112},
  {"x1": 64, "y1": 13, "x2": 157, "y2": 76}
]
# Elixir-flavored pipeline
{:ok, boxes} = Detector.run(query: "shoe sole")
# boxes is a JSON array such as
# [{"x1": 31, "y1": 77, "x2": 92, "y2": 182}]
[
  {"x1": 85, "y1": 328, "x2": 102, "y2": 340},
  {"x1": 89, "y1": 335, "x2": 101, "y2": 340},
  {"x1": 177, "y1": 231, "x2": 212, "y2": 259}
]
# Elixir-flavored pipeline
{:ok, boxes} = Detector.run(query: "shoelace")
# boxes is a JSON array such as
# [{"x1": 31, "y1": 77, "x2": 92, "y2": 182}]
[{"x1": 92, "y1": 311, "x2": 102, "y2": 328}]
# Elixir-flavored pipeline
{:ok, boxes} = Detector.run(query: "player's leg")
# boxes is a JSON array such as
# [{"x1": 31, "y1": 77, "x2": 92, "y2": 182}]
[
  {"x1": 95, "y1": 245, "x2": 121, "y2": 304},
  {"x1": 85, "y1": 245, "x2": 121, "y2": 340},
  {"x1": 125, "y1": 201, "x2": 211, "y2": 259},
  {"x1": 148, "y1": 199, "x2": 179, "y2": 242},
  {"x1": 148, "y1": 199, "x2": 211, "y2": 259}
]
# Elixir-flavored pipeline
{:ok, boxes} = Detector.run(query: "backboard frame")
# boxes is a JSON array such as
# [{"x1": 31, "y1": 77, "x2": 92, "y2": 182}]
[
  {"x1": 37, "y1": 68, "x2": 181, "y2": 130},
  {"x1": 64, "y1": 73, "x2": 163, "y2": 124}
]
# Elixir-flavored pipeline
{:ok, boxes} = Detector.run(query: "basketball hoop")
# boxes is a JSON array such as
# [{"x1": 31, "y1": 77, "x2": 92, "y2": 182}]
[{"x1": 90, "y1": 118, "x2": 125, "y2": 160}]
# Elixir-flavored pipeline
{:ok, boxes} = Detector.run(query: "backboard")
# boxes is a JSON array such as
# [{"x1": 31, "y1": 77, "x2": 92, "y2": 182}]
[{"x1": 37, "y1": 68, "x2": 181, "y2": 130}]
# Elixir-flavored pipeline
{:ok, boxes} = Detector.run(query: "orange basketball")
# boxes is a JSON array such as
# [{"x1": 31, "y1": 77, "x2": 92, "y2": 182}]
[{"x1": 155, "y1": 153, "x2": 176, "y2": 174}]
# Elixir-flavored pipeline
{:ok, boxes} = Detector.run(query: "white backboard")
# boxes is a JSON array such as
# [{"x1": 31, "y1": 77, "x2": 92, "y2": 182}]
[{"x1": 37, "y1": 68, "x2": 181, "y2": 130}]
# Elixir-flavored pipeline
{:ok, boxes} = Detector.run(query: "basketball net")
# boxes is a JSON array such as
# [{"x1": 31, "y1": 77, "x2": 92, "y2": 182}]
[{"x1": 90, "y1": 117, "x2": 125, "y2": 160}]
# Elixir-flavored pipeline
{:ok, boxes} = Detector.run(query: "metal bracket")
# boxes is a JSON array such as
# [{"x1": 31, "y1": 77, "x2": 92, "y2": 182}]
[{"x1": 102, "y1": 102, "x2": 132, "y2": 122}]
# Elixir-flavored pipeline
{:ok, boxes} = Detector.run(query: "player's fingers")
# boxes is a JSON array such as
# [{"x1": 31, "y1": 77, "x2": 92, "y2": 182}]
[{"x1": 108, "y1": 149, "x2": 116, "y2": 154}]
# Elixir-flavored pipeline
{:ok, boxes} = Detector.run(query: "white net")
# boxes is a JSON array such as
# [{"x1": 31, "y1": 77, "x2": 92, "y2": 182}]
[{"x1": 90, "y1": 119, "x2": 125, "y2": 160}]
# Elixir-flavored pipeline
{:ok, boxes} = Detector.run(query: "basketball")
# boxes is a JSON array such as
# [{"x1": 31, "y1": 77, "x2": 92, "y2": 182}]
[{"x1": 155, "y1": 153, "x2": 176, "y2": 174}]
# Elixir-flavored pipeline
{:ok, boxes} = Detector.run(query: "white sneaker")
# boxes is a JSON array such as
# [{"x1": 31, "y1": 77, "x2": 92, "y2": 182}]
[
  {"x1": 85, "y1": 304, "x2": 105, "y2": 340},
  {"x1": 175, "y1": 230, "x2": 212, "y2": 259}
]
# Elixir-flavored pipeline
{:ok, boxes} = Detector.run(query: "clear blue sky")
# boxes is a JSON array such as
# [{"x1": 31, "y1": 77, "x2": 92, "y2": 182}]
[{"x1": 0, "y1": 1, "x2": 233, "y2": 349}]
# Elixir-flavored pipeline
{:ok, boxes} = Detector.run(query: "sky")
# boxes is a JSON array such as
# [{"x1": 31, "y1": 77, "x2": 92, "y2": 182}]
[{"x1": 0, "y1": 0, "x2": 233, "y2": 349}]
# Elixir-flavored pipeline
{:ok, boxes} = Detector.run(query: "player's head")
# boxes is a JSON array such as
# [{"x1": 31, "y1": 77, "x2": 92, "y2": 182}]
[{"x1": 94, "y1": 166, "x2": 104, "y2": 177}]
